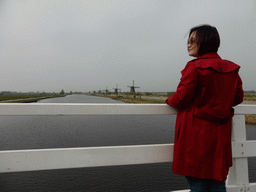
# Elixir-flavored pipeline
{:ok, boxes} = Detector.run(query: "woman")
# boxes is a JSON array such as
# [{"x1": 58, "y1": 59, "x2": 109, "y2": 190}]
[{"x1": 165, "y1": 25, "x2": 243, "y2": 191}]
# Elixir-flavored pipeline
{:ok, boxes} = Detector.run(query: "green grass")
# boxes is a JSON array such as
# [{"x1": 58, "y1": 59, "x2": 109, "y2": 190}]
[
  {"x1": 244, "y1": 95, "x2": 256, "y2": 101},
  {"x1": 0, "y1": 94, "x2": 66, "y2": 103},
  {"x1": 92, "y1": 94, "x2": 166, "y2": 104}
]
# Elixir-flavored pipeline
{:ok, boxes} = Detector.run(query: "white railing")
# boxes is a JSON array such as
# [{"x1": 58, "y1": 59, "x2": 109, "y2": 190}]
[{"x1": 0, "y1": 103, "x2": 256, "y2": 192}]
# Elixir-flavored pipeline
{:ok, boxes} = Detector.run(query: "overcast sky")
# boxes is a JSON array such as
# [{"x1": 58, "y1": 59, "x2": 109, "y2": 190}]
[{"x1": 1, "y1": 0, "x2": 256, "y2": 93}]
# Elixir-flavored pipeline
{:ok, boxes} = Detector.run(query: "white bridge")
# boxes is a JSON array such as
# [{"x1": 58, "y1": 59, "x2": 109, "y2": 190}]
[{"x1": 0, "y1": 103, "x2": 256, "y2": 192}]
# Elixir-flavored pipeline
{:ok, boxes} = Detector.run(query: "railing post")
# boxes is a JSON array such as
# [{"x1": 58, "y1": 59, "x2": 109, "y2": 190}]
[{"x1": 227, "y1": 115, "x2": 249, "y2": 191}]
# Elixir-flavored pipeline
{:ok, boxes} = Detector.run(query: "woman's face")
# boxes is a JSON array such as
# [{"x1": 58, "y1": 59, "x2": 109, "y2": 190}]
[{"x1": 188, "y1": 31, "x2": 199, "y2": 57}]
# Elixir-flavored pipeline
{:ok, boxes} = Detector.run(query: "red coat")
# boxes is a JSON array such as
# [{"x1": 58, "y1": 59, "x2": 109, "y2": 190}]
[{"x1": 166, "y1": 52, "x2": 243, "y2": 181}]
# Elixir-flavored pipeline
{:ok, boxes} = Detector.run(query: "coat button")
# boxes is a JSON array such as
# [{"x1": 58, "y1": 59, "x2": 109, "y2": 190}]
[{"x1": 220, "y1": 68, "x2": 223, "y2": 71}]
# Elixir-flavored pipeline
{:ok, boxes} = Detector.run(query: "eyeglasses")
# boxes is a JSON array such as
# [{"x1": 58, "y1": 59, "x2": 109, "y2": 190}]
[{"x1": 187, "y1": 37, "x2": 196, "y2": 45}]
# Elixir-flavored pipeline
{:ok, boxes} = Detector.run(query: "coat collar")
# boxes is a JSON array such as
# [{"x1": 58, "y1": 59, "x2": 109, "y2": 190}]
[
  {"x1": 197, "y1": 52, "x2": 221, "y2": 60},
  {"x1": 191, "y1": 52, "x2": 240, "y2": 73}
]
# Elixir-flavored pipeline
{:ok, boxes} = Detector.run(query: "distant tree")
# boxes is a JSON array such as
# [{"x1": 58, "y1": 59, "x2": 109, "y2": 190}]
[{"x1": 60, "y1": 89, "x2": 65, "y2": 94}]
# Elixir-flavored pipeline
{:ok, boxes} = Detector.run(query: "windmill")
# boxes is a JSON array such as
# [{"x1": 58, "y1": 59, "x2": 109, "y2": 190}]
[
  {"x1": 113, "y1": 84, "x2": 121, "y2": 94},
  {"x1": 127, "y1": 80, "x2": 140, "y2": 93},
  {"x1": 104, "y1": 86, "x2": 109, "y2": 95}
]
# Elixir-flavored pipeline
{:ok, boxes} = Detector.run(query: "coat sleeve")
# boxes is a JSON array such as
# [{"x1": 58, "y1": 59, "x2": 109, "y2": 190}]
[
  {"x1": 232, "y1": 75, "x2": 243, "y2": 106},
  {"x1": 166, "y1": 62, "x2": 198, "y2": 109}
]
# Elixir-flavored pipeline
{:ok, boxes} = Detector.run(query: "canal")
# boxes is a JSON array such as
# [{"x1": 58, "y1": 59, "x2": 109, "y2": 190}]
[{"x1": 0, "y1": 94, "x2": 255, "y2": 191}]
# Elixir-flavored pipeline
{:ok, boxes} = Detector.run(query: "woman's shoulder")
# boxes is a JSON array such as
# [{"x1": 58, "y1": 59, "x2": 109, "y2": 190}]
[{"x1": 187, "y1": 57, "x2": 240, "y2": 73}]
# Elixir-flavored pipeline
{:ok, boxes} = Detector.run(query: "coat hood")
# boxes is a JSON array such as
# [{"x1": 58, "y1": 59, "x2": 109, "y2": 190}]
[{"x1": 190, "y1": 52, "x2": 240, "y2": 73}]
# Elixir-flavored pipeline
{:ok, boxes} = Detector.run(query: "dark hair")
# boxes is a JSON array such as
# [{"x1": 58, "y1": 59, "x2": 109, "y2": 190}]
[{"x1": 189, "y1": 24, "x2": 220, "y2": 55}]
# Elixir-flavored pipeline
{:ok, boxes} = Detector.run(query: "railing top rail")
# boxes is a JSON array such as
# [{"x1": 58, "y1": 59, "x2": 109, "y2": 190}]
[
  {"x1": 0, "y1": 103, "x2": 255, "y2": 116},
  {"x1": 0, "y1": 103, "x2": 176, "y2": 115}
]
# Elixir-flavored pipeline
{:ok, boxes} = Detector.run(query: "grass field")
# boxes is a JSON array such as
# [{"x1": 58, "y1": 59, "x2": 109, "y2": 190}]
[{"x1": 0, "y1": 94, "x2": 66, "y2": 103}]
